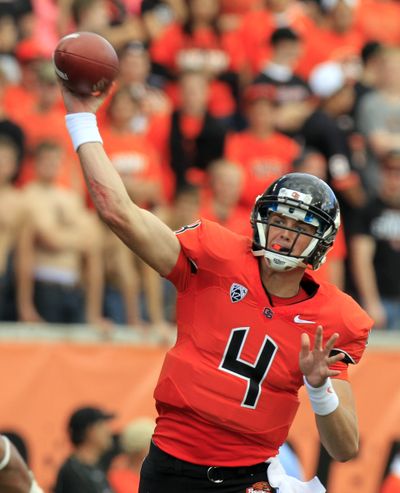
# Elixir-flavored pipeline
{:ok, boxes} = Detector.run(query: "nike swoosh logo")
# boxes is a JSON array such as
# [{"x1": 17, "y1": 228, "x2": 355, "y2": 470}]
[{"x1": 294, "y1": 315, "x2": 316, "y2": 324}]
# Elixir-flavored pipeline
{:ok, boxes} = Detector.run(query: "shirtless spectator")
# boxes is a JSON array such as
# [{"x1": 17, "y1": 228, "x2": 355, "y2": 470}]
[
  {"x1": 0, "y1": 434, "x2": 43, "y2": 493},
  {"x1": 0, "y1": 136, "x2": 25, "y2": 320},
  {"x1": 16, "y1": 140, "x2": 103, "y2": 324}
]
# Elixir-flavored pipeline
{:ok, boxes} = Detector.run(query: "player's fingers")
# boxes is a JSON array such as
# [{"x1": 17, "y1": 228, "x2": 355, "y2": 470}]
[
  {"x1": 300, "y1": 333, "x2": 310, "y2": 357},
  {"x1": 314, "y1": 325, "x2": 323, "y2": 351},
  {"x1": 326, "y1": 369, "x2": 341, "y2": 378},
  {"x1": 324, "y1": 332, "x2": 339, "y2": 354},
  {"x1": 327, "y1": 352, "x2": 344, "y2": 366}
]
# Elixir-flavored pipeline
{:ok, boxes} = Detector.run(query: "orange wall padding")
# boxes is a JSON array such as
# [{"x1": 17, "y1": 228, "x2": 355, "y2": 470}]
[{"x1": 0, "y1": 342, "x2": 398, "y2": 493}]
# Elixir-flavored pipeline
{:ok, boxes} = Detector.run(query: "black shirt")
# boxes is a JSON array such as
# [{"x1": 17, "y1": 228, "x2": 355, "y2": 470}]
[
  {"x1": 350, "y1": 197, "x2": 400, "y2": 298},
  {"x1": 54, "y1": 456, "x2": 114, "y2": 493}
]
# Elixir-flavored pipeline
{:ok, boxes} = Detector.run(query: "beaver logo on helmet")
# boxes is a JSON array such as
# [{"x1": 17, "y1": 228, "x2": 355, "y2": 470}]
[{"x1": 246, "y1": 481, "x2": 273, "y2": 492}]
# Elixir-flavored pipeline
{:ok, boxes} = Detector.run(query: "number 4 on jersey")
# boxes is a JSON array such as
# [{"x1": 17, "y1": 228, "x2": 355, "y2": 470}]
[{"x1": 219, "y1": 328, "x2": 278, "y2": 409}]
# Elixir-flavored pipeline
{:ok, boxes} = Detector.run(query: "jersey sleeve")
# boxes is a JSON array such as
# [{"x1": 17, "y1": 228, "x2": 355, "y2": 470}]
[
  {"x1": 329, "y1": 295, "x2": 373, "y2": 379},
  {"x1": 165, "y1": 219, "x2": 247, "y2": 292}
]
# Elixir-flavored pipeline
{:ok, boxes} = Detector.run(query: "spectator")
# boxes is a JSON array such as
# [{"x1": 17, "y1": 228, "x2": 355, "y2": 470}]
[
  {"x1": 0, "y1": 136, "x2": 25, "y2": 320},
  {"x1": 350, "y1": 150, "x2": 400, "y2": 329},
  {"x1": 108, "y1": 418, "x2": 155, "y2": 493},
  {"x1": 0, "y1": 68, "x2": 25, "y2": 166},
  {"x1": 101, "y1": 225, "x2": 141, "y2": 326},
  {"x1": 353, "y1": 41, "x2": 383, "y2": 116},
  {"x1": 71, "y1": 0, "x2": 144, "y2": 51},
  {"x1": 101, "y1": 87, "x2": 170, "y2": 333},
  {"x1": 290, "y1": 60, "x2": 366, "y2": 212},
  {"x1": 200, "y1": 159, "x2": 250, "y2": 236},
  {"x1": 54, "y1": 406, "x2": 115, "y2": 493},
  {"x1": 239, "y1": 0, "x2": 315, "y2": 75},
  {"x1": 357, "y1": 47, "x2": 400, "y2": 197},
  {"x1": 101, "y1": 87, "x2": 164, "y2": 209},
  {"x1": 16, "y1": 140, "x2": 103, "y2": 324},
  {"x1": 225, "y1": 83, "x2": 300, "y2": 209},
  {"x1": 254, "y1": 27, "x2": 311, "y2": 104},
  {"x1": 13, "y1": 61, "x2": 79, "y2": 191},
  {"x1": 169, "y1": 70, "x2": 226, "y2": 188}
]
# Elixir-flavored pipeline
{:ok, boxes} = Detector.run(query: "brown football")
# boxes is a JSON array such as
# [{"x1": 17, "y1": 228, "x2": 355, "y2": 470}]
[{"x1": 53, "y1": 32, "x2": 119, "y2": 95}]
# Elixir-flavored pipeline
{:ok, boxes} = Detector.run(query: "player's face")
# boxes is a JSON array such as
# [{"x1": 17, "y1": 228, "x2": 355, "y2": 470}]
[{"x1": 266, "y1": 212, "x2": 317, "y2": 256}]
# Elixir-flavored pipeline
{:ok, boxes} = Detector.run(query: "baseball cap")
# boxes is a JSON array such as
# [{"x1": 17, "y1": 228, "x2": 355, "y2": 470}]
[
  {"x1": 68, "y1": 406, "x2": 115, "y2": 445},
  {"x1": 119, "y1": 417, "x2": 155, "y2": 454},
  {"x1": 308, "y1": 61, "x2": 345, "y2": 98}
]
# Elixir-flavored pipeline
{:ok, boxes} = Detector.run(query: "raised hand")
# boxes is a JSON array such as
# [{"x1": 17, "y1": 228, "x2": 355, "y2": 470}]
[
  {"x1": 58, "y1": 81, "x2": 114, "y2": 115},
  {"x1": 299, "y1": 325, "x2": 345, "y2": 388}
]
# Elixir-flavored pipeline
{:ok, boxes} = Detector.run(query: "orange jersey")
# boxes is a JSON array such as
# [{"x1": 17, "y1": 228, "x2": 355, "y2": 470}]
[
  {"x1": 225, "y1": 131, "x2": 300, "y2": 208},
  {"x1": 153, "y1": 219, "x2": 372, "y2": 466}
]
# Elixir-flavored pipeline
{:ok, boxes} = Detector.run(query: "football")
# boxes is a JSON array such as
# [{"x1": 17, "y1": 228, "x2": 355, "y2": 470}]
[{"x1": 53, "y1": 32, "x2": 119, "y2": 95}]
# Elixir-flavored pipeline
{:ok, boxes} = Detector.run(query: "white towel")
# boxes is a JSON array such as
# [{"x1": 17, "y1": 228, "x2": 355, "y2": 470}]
[{"x1": 267, "y1": 457, "x2": 326, "y2": 493}]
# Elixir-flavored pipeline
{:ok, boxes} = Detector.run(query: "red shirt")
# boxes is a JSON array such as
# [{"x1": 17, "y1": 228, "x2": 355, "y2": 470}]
[{"x1": 153, "y1": 220, "x2": 372, "y2": 466}]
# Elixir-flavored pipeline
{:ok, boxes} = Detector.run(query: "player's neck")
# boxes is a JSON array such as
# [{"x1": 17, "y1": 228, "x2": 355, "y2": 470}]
[{"x1": 259, "y1": 259, "x2": 305, "y2": 298}]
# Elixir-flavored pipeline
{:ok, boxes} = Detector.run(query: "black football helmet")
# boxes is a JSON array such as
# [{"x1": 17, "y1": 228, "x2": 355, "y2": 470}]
[{"x1": 251, "y1": 173, "x2": 340, "y2": 271}]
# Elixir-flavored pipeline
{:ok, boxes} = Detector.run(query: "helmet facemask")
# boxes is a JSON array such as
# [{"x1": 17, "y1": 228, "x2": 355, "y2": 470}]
[{"x1": 251, "y1": 187, "x2": 340, "y2": 272}]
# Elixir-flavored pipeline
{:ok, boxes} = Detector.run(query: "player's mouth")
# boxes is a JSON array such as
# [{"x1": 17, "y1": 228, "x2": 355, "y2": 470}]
[{"x1": 271, "y1": 243, "x2": 291, "y2": 253}]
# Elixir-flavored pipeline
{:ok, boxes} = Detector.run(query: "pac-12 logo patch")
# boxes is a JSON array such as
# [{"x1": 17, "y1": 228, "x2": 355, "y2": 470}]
[
  {"x1": 230, "y1": 283, "x2": 248, "y2": 303},
  {"x1": 246, "y1": 481, "x2": 272, "y2": 492}
]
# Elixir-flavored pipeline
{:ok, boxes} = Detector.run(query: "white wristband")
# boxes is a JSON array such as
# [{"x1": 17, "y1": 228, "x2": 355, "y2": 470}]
[
  {"x1": 0, "y1": 436, "x2": 11, "y2": 471},
  {"x1": 65, "y1": 112, "x2": 103, "y2": 151},
  {"x1": 303, "y1": 376, "x2": 339, "y2": 416}
]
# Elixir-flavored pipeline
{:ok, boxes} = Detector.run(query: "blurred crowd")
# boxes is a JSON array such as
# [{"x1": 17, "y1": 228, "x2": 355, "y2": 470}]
[{"x1": 0, "y1": 0, "x2": 400, "y2": 332}]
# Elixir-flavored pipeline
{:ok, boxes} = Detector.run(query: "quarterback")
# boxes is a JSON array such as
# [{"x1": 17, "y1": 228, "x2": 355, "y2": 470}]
[{"x1": 60, "y1": 84, "x2": 373, "y2": 493}]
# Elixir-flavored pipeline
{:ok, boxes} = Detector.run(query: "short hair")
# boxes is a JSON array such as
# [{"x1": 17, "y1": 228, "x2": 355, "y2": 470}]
[
  {"x1": 33, "y1": 140, "x2": 62, "y2": 158},
  {"x1": 270, "y1": 27, "x2": 300, "y2": 46},
  {"x1": 361, "y1": 41, "x2": 382, "y2": 65},
  {"x1": 0, "y1": 135, "x2": 19, "y2": 157}
]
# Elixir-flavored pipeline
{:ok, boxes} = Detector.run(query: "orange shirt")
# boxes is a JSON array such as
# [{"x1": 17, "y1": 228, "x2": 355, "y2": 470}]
[
  {"x1": 355, "y1": 0, "x2": 400, "y2": 45},
  {"x1": 3, "y1": 84, "x2": 37, "y2": 120},
  {"x1": 101, "y1": 126, "x2": 162, "y2": 183},
  {"x1": 150, "y1": 23, "x2": 246, "y2": 73},
  {"x1": 380, "y1": 474, "x2": 400, "y2": 493},
  {"x1": 108, "y1": 466, "x2": 140, "y2": 493},
  {"x1": 225, "y1": 130, "x2": 300, "y2": 208}
]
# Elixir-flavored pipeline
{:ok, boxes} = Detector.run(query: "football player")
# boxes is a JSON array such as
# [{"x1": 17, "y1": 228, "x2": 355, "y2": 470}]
[{"x1": 59, "y1": 84, "x2": 373, "y2": 493}]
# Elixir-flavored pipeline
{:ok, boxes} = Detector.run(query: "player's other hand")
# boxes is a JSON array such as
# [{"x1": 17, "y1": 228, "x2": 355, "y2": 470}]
[
  {"x1": 299, "y1": 325, "x2": 345, "y2": 388},
  {"x1": 59, "y1": 81, "x2": 114, "y2": 115}
]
